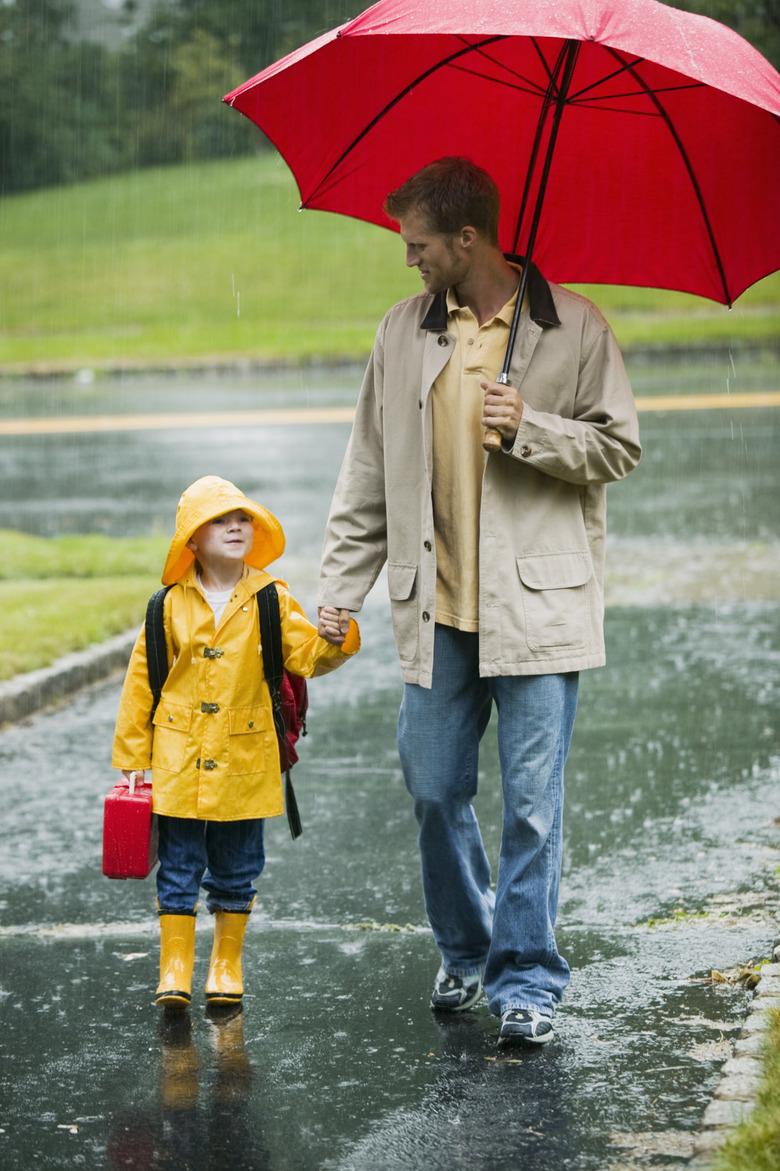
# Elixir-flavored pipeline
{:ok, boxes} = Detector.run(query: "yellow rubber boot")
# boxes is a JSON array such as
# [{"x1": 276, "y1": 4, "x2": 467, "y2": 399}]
[
  {"x1": 205, "y1": 910, "x2": 251, "y2": 1005},
  {"x1": 156, "y1": 913, "x2": 196, "y2": 1008}
]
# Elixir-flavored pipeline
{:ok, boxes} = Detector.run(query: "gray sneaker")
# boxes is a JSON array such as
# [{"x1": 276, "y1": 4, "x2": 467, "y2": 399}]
[
  {"x1": 430, "y1": 966, "x2": 484, "y2": 1011},
  {"x1": 499, "y1": 1009, "x2": 555, "y2": 1045}
]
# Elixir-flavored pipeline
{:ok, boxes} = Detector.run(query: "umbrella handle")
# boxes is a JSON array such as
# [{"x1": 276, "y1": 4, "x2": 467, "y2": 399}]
[
  {"x1": 483, "y1": 426, "x2": 503, "y2": 454},
  {"x1": 483, "y1": 371, "x2": 512, "y2": 453}
]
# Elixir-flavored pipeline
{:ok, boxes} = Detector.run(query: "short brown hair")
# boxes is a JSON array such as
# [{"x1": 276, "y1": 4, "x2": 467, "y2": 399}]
[{"x1": 383, "y1": 157, "x2": 500, "y2": 244}]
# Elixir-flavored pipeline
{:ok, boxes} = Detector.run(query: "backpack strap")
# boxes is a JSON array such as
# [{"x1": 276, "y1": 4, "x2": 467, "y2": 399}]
[
  {"x1": 145, "y1": 586, "x2": 173, "y2": 719},
  {"x1": 257, "y1": 583, "x2": 303, "y2": 840}
]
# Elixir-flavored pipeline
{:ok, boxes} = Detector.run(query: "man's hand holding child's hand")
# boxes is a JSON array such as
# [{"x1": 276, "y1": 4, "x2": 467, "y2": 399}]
[{"x1": 318, "y1": 606, "x2": 352, "y2": 646}]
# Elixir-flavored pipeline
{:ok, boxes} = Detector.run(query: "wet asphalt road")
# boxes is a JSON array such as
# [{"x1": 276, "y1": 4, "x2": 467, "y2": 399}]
[{"x1": 1, "y1": 354, "x2": 779, "y2": 1169}]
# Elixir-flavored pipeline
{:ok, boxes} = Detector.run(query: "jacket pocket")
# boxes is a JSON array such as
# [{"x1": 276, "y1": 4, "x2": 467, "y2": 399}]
[
  {"x1": 516, "y1": 552, "x2": 592, "y2": 652},
  {"x1": 152, "y1": 700, "x2": 193, "y2": 773},
  {"x1": 228, "y1": 704, "x2": 272, "y2": 776},
  {"x1": 387, "y1": 562, "x2": 419, "y2": 663}
]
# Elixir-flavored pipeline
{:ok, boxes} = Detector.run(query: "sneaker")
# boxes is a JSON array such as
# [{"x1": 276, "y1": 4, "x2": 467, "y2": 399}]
[
  {"x1": 430, "y1": 966, "x2": 484, "y2": 1011},
  {"x1": 499, "y1": 1009, "x2": 555, "y2": 1045}
]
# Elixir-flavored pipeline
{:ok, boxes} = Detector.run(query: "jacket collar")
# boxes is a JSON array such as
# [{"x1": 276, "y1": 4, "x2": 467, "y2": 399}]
[{"x1": 419, "y1": 258, "x2": 561, "y2": 331}]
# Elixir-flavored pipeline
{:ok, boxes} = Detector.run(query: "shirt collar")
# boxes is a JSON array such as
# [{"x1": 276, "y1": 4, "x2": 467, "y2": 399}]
[
  {"x1": 421, "y1": 258, "x2": 560, "y2": 332},
  {"x1": 445, "y1": 273, "x2": 518, "y2": 328}
]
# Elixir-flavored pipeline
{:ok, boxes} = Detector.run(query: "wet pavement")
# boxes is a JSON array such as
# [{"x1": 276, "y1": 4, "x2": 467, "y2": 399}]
[{"x1": 1, "y1": 354, "x2": 779, "y2": 1168}]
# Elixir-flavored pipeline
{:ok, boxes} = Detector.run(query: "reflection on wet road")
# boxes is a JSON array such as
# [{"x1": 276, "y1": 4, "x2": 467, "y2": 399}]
[{"x1": 0, "y1": 356, "x2": 778, "y2": 1168}]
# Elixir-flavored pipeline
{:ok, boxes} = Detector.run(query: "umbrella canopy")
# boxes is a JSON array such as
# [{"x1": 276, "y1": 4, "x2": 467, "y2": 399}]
[{"x1": 225, "y1": 0, "x2": 780, "y2": 306}]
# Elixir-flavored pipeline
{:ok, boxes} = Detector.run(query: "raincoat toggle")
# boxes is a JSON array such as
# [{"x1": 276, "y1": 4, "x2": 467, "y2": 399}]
[
  {"x1": 196, "y1": 758, "x2": 218, "y2": 771},
  {"x1": 203, "y1": 647, "x2": 224, "y2": 659},
  {"x1": 201, "y1": 702, "x2": 220, "y2": 714}
]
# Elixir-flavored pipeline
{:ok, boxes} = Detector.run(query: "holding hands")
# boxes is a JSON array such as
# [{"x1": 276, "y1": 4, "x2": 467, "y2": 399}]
[{"x1": 318, "y1": 606, "x2": 352, "y2": 646}]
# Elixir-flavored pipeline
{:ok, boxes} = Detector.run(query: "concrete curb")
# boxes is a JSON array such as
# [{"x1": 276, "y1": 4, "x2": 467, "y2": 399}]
[
  {"x1": 689, "y1": 943, "x2": 780, "y2": 1167},
  {"x1": 0, "y1": 630, "x2": 135, "y2": 726}
]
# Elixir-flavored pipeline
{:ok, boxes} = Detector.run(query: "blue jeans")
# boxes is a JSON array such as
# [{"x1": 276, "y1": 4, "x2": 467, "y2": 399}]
[
  {"x1": 398, "y1": 624, "x2": 578, "y2": 1018},
  {"x1": 156, "y1": 815, "x2": 265, "y2": 915}
]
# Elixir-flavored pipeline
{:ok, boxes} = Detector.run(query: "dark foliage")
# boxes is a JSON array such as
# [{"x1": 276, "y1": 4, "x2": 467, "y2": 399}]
[{"x1": 1, "y1": 0, "x2": 778, "y2": 196}]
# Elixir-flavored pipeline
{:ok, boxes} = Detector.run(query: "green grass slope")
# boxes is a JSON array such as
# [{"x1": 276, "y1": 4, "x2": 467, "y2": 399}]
[
  {"x1": 0, "y1": 531, "x2": 167, "y2": 680},
  {"x1": 1, "y1": 154, "x2": 778, "y2": 372}
]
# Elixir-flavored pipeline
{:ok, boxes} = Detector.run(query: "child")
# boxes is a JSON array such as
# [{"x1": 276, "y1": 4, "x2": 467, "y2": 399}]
[{"x1": 112, "y1": 475, "x2": 359, "y2": 1009}]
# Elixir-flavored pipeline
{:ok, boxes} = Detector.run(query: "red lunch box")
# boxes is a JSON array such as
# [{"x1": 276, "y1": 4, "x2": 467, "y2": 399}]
[{"x1": 102, "y1": 775, "x2": 159, "y2": 880}]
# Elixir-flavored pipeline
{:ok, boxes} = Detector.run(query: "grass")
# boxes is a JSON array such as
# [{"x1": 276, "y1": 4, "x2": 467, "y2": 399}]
[
  {"x1": 713, "y1": 1008, "x2": 780, "y2": 1171},
  {"x1": 0, "y1": 154, "x2": 778, "y2": 371},
  {"x1": 0, "y1": 529, "x2": 168, "y2": 580},
  {"x1": 0, "y1": 578, "x2": 156, "y2": 680},
  {"x1": 0, "y1": 531, "x2": 165, "y2": 680}
]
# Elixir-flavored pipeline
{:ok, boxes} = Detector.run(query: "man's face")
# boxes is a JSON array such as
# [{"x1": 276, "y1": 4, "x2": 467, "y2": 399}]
[{"x1": 398, "y1": 208, "x2": 469, "y2": 295}]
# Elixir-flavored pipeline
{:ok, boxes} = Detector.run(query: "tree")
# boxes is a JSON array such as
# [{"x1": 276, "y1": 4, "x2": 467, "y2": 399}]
[{"x1": 1, "y1": 0, "x2": 778, "y2": 195}]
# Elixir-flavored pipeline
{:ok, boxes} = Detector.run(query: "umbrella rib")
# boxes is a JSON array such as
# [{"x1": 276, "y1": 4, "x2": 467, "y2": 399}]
[
  {"x1": 301, "y1": 35, "x2": 508, "y2": 207},
  {"x1": 602, "y1": 46, "x2": 731, "y2": 305},
  {"x1": 447, "y1": 58, "x2": 702, "y2": 108},
  {"x1": 570, "y1": 82, "x2": 705, "y2": 105},
  {"x1": 569, "y1": 57, "x2": 704, "y2": 105},
  {"x1": 569, "y1": 54, "x2": 644, "y2": 101},
  {"x1": 449, "y1": 61, "x2": 549, "y2": 100}
]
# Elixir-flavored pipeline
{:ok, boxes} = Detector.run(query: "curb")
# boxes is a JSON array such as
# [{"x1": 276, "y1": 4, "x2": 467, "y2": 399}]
[
  {"x1": 689, "y1": 942, "x2": 780, "y2": 1167},
  {"x1": 0, "y1": 630, "x2": 135, "y2": 726}
]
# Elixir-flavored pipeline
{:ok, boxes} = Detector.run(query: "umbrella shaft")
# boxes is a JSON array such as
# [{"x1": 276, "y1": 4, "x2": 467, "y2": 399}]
[{"x1": 502, "y1": 39, "x2": 580, "y2": 379}]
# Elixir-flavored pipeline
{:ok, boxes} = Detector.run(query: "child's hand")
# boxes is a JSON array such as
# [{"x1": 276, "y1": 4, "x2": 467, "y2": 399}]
[
  {"x1": 318, "y1": 606, "x2": 352, "y2": 646},
  {"x1": 122, "y1": 769, "x2": 146, "y2": 787}
]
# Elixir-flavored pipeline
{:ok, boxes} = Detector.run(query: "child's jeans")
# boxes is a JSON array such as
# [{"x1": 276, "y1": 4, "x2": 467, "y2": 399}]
[{"x1": 156, "y1": 815, "x2": 265, "y2": 914}]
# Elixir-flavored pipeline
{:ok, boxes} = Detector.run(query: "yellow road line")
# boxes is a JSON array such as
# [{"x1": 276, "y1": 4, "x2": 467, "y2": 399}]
[
  {"x1": 0, "y1": 406, "x2": 356, "y2": 436},
  {"x1": 634, "y1": 391, "x2": 780, "y2": 411},
  {"x1": 0, "y1": 393, "x2": 778, "y2": 436}
]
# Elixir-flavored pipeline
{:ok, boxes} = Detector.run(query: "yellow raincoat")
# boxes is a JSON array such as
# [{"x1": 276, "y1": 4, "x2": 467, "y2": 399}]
[{"x1": 112, "y1": 476, "x2": 359, "y2": 821}]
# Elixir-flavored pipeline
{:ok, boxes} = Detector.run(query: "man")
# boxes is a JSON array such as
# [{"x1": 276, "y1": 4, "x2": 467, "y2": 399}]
[{"x1": 318, "y1": 157, "x2": 640, "y2": 1045}]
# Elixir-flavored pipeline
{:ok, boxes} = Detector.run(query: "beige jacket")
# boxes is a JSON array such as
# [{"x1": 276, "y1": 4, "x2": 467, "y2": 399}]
[{"x1": 318, "y1": 268, "x2": 640, "y2": 686}]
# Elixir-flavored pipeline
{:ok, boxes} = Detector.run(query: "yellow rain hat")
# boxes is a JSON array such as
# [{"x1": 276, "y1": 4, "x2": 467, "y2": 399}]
[{"x1": 162, "y1": 476, "x2": 285, "y2": 585}]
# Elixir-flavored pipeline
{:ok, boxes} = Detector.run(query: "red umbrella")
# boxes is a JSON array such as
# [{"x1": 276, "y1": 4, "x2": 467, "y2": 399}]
[{"x1": 225, "y1": 0, "x2": 780, "y2": 310}]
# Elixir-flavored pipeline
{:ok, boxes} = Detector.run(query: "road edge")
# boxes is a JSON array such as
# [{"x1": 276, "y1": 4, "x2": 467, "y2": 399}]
[
  {"x1": 690, "y1": 946, "x2": 780, "y2": 1167},
  {"x1": 0, "y1": 630, "x2": 135, "y2": 726}
]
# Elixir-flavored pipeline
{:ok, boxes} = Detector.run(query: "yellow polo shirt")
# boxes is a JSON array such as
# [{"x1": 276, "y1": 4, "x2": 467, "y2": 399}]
[{"x1": 431, "y1": 284, "x2": 519, "y2": 631}]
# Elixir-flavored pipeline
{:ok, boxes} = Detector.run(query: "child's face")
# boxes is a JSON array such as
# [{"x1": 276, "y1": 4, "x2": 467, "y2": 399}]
[{"x1": 186, "y1": 510, "x2": 254, "y2": 568}]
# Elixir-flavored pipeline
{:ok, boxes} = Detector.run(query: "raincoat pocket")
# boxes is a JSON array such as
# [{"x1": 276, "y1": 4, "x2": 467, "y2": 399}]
[
  {"x1": 516, "y1": 552, "x2": 592, "y2": 653},
  {"x1": 152, "y1": 700, "x2": 193, "y2": 773},
  {"x1": 228, "y1": 704, "x2": 272, "y2": 777},
  {"x1": 387, "y1": 562, "x2": 419, "y2": 663}
]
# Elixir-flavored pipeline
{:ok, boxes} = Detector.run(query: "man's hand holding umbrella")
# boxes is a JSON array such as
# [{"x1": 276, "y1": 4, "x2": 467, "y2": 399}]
[{"x1": 482, "y1": 380, "x2": 524, "y2": 449}]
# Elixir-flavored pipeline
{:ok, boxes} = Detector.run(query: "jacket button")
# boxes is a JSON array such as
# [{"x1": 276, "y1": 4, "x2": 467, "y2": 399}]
[
  {"x1": 424, "y1": 540, "x2": 432, "y2": 551},
  {"x1": 248, "y1": 721, "x2": 254, "y2": 729},
  {"x1": 521, "y1": 444, "x2": 532, "y2": 457},
  {"x1": 422, "y1": 611, "x2": 430, "y2": 622},
  {"x1": 437, "y1": 335, "x2": 448, "y2": 346}
]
